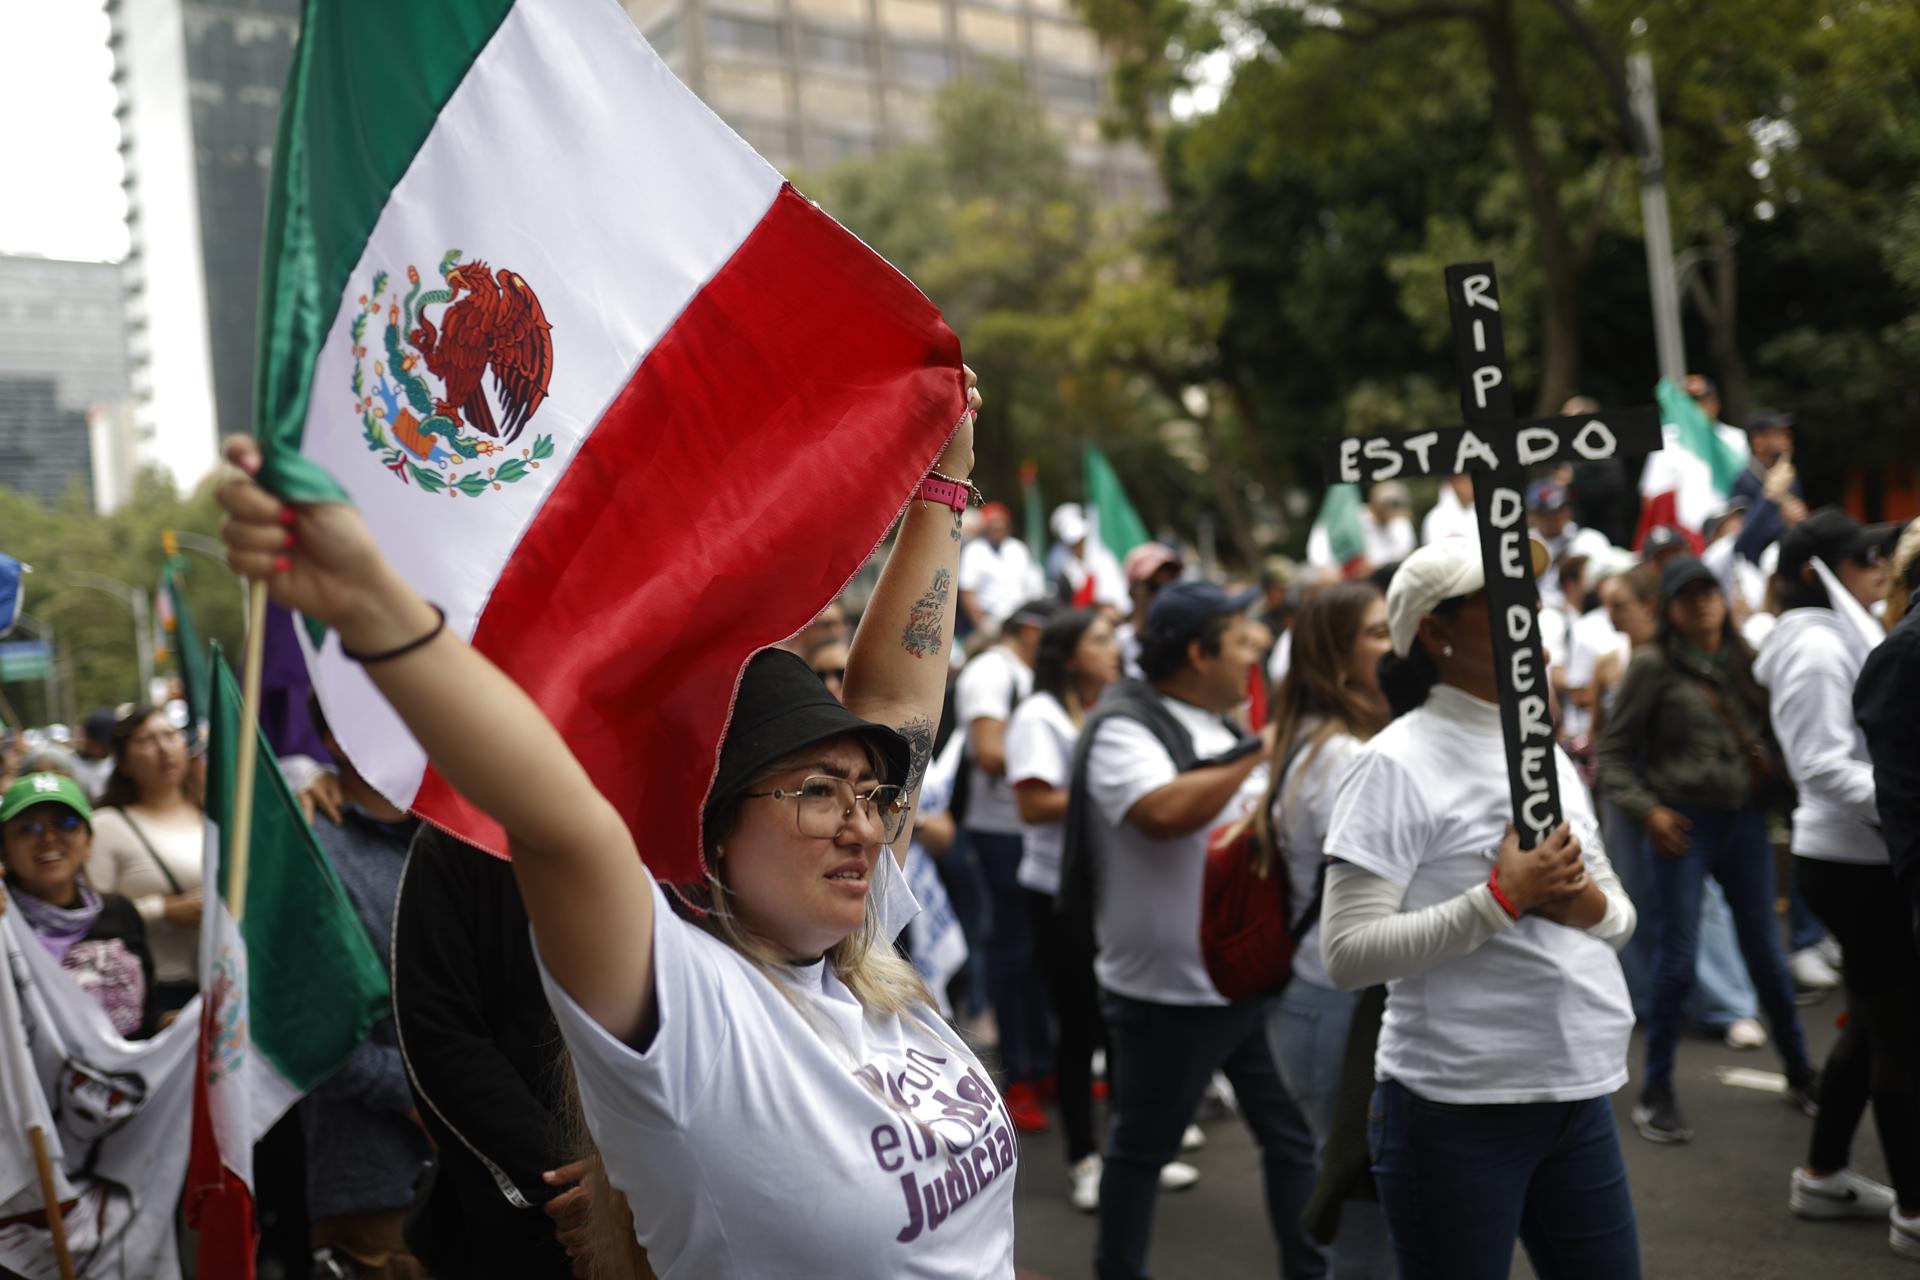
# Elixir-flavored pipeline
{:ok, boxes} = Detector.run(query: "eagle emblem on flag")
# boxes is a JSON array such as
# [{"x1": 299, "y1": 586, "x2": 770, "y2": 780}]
[{"x1": 350, "y1": 251, "x2": 557, "y2": 497}]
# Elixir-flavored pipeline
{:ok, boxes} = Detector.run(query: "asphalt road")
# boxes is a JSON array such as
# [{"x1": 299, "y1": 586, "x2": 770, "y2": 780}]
[{"x1": 1008, "y1": 985, "x2": 1911, "y2": 1279}]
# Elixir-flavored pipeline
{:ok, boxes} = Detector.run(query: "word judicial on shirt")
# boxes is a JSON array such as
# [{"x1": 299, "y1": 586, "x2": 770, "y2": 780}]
[{"x1": 856, "y1": 1046, "x2": 1018, "y2": 1244}]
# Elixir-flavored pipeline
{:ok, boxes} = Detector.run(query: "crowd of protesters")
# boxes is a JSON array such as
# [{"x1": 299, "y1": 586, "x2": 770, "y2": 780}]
[{"x1": 2, "y1": 369, "x2": 1918, "y2": 1278}]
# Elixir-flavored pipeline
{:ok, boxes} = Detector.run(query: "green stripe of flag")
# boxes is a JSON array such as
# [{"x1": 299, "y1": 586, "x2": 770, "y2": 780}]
[
  {"x1": 1084, "y1": 446, "x2": 1149, "y2": 558},
  {"x1": 207, "y1": 645, "x2": 389, "y2": 1089},
  {"x1": 255, "y1": 0, "x2": 519, "y2": 503},
  {"x1": 162, "y1": 559, "x2": 209, "y2": 729}
]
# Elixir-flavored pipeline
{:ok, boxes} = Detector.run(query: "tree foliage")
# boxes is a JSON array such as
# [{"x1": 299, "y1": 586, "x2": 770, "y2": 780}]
[
  {"x1": 1075, "y1": 0, "x2": 1920, "y2": 515},
  {"x1": 0, "y1": 469, "x2": 244, "y2": 727}
]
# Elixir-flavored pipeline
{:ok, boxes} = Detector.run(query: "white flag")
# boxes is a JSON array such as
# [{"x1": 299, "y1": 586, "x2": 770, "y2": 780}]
[{"x1": 0, "y1": 889, "x2": 199, "y2": 1279}]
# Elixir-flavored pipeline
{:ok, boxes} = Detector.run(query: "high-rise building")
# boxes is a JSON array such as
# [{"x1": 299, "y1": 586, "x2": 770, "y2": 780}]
[
  {"x1": 108, "y1": 0, "x2": 300, "y2": 487},
  {"x1": 0, "y1": 255, "x2": 131, "y2": 508},
  {"x1": 619, "y1": 0, "x2": 1155, "y2": 200}
]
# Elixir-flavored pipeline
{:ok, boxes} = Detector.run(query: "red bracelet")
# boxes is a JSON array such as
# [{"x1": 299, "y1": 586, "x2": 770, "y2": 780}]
[{"x1": 1487, "y1": 867, "x2": 1520, "y2": 920}]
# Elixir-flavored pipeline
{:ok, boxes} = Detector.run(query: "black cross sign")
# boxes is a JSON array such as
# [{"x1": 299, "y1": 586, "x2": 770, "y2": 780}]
[{"x1": 1319, "y1": 263, "x2": 1663, "y2": 849}]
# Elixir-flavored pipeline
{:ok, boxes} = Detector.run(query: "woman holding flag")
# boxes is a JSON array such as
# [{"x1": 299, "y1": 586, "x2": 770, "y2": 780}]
[{"x1": 218, "y1": 373, "x2": 1016, "y2": 1276}]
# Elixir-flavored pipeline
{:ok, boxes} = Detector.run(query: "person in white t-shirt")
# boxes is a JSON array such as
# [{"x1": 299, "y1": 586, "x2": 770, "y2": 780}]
[
  {"x1": 1256, "y1": 580, "x2": 1394, "y2": 1279},
  {"x1": 954, "y1": 598, "x2": 1056, "y2": 1133},
  {"x1": 1074, "y1": 581, "x2": 1322, "y2": 1280},
  {"x1": 213, "y1": 379, "x2": 1020, "y2": 1279},
  {"x1": 1004, "y1": 608, "x2": 1124, "y2": 1211},
  {"x1": 1321, "y1": 538, "x2": 1640, "y2": 1280},
  {"x1": 1421, "y1": 475, "x2": 1478, "y2": 549},
  {"x1": 958, "y1": 502, "x2": 1043, "y2": 637},
  {"x1": 1049, "y1": 504, "x2": 1129, "y2": 613}
]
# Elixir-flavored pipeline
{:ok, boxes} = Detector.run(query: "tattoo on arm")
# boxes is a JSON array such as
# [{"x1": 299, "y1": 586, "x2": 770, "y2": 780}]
[
  {"x1": 897, "y1": 714, "x2": 934, "y2": 801},
  {"x1": 950, "y1": 510, "x2": 963, "y2": 541},
  {"x1": 900, "y1": 568, "x2": 951, "y2": 659}
]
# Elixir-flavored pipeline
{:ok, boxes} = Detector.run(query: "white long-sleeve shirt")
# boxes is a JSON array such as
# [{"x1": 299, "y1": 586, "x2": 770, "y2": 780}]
[{"x1": 1754, "y1": 607, "x2": 1887, "y2": 864}]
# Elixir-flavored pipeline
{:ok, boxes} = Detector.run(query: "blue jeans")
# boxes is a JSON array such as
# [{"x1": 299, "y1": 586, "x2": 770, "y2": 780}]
[
  {"x1": 1268, "y1": 980, "x2": 1397, "y2": 1279},
  {"x1": 972, "y1": 829, "x2": 1050, "y2": 1079},
  {"x1": 1369, "y1": 1080, "x2": 1640, "y2": 1280},
  {"x1": 1643, "y1": 804, "x2": 1811, "y2": 1091},
  {"x1": 1603, "y1": 798, "x2": 1658, "y2": 1019},
  {"x1": 1098, "y1": 989, "x2": 1325, "y2": 1280},
  {"x1": 1687, "y1": 879, "x2": 1759, "y2": 1030},
  {"x1": 935, "y1": 830, "x2": 991, "y2": 1019}
]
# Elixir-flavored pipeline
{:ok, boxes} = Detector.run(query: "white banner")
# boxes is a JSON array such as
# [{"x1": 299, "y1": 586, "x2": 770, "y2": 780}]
[{"x1": 0, "y1": 889, "x2": 199, "y2": 1279}]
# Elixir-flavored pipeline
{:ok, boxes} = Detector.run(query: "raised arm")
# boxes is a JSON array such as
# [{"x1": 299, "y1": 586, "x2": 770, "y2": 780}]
[
  {"x1": 841, "y1": 367, "x2": 979, "y2": 858},
  {"x1": 217, "y1": 437, "x2": 655, "y2": 1044}
]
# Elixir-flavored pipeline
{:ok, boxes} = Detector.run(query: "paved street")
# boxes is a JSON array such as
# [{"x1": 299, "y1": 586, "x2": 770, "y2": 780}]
[{"x1": 1010, "y1": 986, "x2": 1910, "y2": 1279}]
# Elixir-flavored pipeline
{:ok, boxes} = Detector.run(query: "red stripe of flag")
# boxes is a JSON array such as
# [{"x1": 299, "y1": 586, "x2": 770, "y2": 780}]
[
  {"x1": 412, "y1": 186, "x2": 964, "y2": 882},
  {"x1": 186, "y1": 1003, "x2": 258, "y2": 1277}
]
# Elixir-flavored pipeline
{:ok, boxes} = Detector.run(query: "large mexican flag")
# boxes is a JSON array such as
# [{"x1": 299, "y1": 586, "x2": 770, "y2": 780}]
[
  {"x1": 1635, "y1": 377, "x2": 1748, "y2": 551},
  {"x1": 187, "y1": 649, "x2": 390, "y2": 1278},
  {"x1": 255, "y1": 0, "x2": 965, "y2": 881}
]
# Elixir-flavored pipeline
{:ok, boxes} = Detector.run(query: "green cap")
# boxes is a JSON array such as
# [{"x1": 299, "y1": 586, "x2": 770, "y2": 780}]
[{"x1": 0, "y1": 773, "x2": 94, "y2": 826}]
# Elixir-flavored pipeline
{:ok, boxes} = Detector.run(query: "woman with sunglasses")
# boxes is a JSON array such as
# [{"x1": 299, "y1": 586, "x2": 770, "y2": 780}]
[
  {"x1": 2, "y1": 772, "x2": 156, "y2": 1039},
  {"x1": 1753, "y1": 509, "x2": 1919, "y2": 1258},
  {"x1": 87, "y1": 706, "x2": 206, "y2": 1014},
  {"x1": 216, "y1": 375, "x2": 1016, "y2": 1277}
]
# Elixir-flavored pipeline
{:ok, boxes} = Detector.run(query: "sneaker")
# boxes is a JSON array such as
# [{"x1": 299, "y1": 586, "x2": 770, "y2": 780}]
[
  {"x1": 1893, "y1": 1208, "x2": 1920, "y2": 1261},
  {"x1": 1815, "y1": 935, "x2": 1843, "y2": 970},
  {"x1": 1068, "y1": 1154, "x2": 1102, "y2": 1213},
  {"x1": 1724, "y1": 1017, "x2": 1769, "y2": 1051},
  {"x1": 1159, "y1": 1160, "x2": 1200, "y2": 1192},
  {"x1": 1633, "y1": 1086, "x2": 1694, "y2": 1144},
  {"x1": 1791, "y1": 947, "x2": 1841, "y2": 996},
  {"x1": 1003, "y1": 1081, "x2": 1051, "y2": 1135},
  {"x1": 1785, "y1": 1066, "x2": 1821, "y2": 1118},
  {"x1": 1180, "y1": 1123, "x2": 1206, "y2": 1152},
  {"x1": 1791, "y1": 1167, "x2": 1896, "y2": 1220}
]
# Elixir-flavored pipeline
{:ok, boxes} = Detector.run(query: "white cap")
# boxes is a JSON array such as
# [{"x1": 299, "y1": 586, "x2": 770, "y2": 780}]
[
  {"x1": 1387, "y1": 539, "x2": 1484, "y2": 658},
  {"x1": 1386, "y1": 534, "x2": 1549, "y2": 657},
  {"x1": 1051, "y1": 502, "x2": 1089, "y2": 544}
]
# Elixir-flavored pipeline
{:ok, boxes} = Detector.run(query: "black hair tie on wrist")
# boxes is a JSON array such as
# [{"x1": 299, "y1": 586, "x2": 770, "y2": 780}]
[{"x1": 342, "y1": 605, "x2": 447, "y2": 664}]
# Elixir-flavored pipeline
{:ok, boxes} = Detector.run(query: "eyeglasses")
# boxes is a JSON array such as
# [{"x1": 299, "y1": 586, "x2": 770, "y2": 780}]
[
  {"x1": 8, "y1": 813, "x2": 83, "y2": 841},
  {"x1": 743, "y1": 775, "x2": 908, "y2": 843},
  {"x1": 814, "y1": 667, "x2": 847, "y2": 683}
]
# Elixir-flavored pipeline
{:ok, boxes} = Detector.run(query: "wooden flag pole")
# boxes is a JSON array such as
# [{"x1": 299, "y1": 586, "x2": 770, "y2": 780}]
[
  {"x1": 227, "y1": 579, "x2": 270, "y2": 927},
  {"x1": 0, "y1": 893, "x2": 78, "y2": 1280},
  {"x1": 27, "y1": 1127, "x2": 77, "y2": 1280}
]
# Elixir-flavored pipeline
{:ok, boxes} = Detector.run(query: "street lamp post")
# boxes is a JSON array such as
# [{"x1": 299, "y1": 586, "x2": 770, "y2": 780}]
[{"x1": 63, "y1": 572, "x2": 155, "y2": 704}]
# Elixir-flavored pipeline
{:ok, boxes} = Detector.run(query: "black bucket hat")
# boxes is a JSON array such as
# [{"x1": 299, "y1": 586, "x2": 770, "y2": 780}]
[{"x1": 705, "y1": 650, "x2": 911, "y2": 819}]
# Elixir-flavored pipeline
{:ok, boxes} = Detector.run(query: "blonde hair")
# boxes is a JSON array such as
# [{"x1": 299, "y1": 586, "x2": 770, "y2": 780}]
[{"x1": 1887, "y1": 520, "x2": 1920, "y2": 626}]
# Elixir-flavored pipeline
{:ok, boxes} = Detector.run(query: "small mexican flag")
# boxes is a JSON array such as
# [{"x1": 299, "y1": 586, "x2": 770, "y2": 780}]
[
  {"x1": 160, "y1": 556, "x2": 210, "y2": 729},
  {"x1": 186, "y1": 647, "x2": 389, "y2": 1278},
  {"x1": 1309, "y1": 483, "x2": 1368, "y2": 575},
  {"x1": 254, "y1": 0, "x2": 964, "y2": 880},
  {"x1": 1635, "y1": 377, "x2": 1748, "y2": 551},
  {"x1": 1084, "y1": 446, "x2": 1150, "y2": 559}
]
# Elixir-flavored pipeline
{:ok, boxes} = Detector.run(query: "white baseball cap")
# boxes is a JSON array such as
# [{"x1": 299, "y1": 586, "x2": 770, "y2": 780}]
[
  {"x1": 1051, "y1": 503, "x2": 1089, "y2": 544},
  {"x1": 1386, "y1": 535, "x2": 1549, "y2": 658}
]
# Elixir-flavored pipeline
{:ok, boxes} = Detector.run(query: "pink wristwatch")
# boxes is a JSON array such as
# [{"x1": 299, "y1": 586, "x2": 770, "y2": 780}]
[{"x1": 916, "y1": 475, "x2": 970, "y2": 511}]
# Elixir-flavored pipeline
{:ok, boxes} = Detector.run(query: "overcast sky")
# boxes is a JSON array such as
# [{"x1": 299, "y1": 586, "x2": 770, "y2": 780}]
[{"x1": 0, "y1": 0, "x2": 128, "y2": 263}]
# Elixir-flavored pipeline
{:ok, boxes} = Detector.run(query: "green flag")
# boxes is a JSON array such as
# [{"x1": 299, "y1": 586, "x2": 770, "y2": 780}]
[
  {"x1": 161, "y1": 558, "x2": 210, "y2": 730},
  {"x1": 1020, "y1": 460, "x2": 1047, "y2": 567},
  {"x1": 1083, "y1": 446, "x2": 1150, "y2": 559}
]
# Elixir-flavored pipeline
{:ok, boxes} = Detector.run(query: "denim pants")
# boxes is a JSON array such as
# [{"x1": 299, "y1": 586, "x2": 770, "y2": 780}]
[
  {"x1": 1098, "y1": 989, "x2": 1325, "y2": 1280},
  {"x1": 1688, "y1": 879, "x2": 1760, "y2": 1029},
  {"x1": 1267, "y1": 979, "x2": 1397, "y2": 1279},
  {"x1": 1643, "y1": 804, "x2": 1810, "y2": 1091},
  {"x1": 972, "y1": 829, "x2": 1051, "y2": 1080},
  {"x1": 936, "y1": 830, "x2": 991, "y2": 1019},
  {"x1": 1609, "y1": 804, "x2": 1756, "y2": 1029},
  {"x1": 1369, "y1": 1079, "x2": 1640, "y2": 1280}
]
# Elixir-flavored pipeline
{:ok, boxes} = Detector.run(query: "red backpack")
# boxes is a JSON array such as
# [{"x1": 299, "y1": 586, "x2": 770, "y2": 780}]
[{"x1": 1199, "y1": 756, "x2": 1325, "y2": 1001}]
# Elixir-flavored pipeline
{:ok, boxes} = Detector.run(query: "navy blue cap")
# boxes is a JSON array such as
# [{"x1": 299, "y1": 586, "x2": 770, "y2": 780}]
[{"x1": 1144, "y1": 581, "x2": 1260, "y2": 644}]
